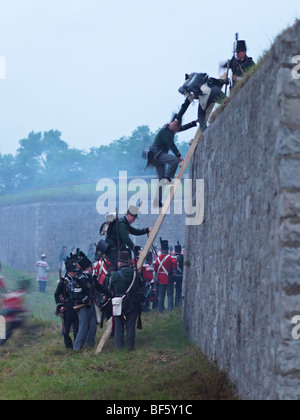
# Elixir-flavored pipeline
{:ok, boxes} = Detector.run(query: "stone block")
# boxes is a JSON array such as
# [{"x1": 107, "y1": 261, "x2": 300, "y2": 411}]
[{"x1": 279, "y1": 159, "x2": 300, "y2": 188}]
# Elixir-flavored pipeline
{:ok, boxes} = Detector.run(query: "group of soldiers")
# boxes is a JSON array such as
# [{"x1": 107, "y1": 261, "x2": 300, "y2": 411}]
[
  {"x1": 54, "y1": 204, "x2": 184, "y2": 352},
  {"x1": 54, "y1": 37, "x2": 255, "y2": 352}
]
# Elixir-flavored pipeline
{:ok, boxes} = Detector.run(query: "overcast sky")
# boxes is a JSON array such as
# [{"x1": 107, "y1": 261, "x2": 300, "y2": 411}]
[{"x1": 0, "y1": 0, "x2": 299, "y2": 155}]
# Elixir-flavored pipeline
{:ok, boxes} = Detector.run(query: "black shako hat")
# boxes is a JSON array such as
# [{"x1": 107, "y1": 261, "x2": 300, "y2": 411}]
[
  {"x1": 76, "y1": 251, "x2": 93, "y2": 271},
  {"x1": 78, "y1": 256, "x2": 93, "y2": 271},
  {"x1": 118, "y1": 250, "x2": 132, "y2": 264},
  {"x1": 160, "y1": 238, "x2": 169, "y2": 253},
  {"x1": 65, "y1": 257, "x2": 80, "y2": 273},
  {"x1": 175, "y1": 242, "x2": 182, "y2": 254},
  {"x1": 236, "y1": 40, "x2": 247, "y2": 52}
]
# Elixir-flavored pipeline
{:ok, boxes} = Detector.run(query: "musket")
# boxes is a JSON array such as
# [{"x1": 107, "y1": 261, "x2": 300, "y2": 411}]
[
  {"x1": 147, "y1": 234, "x2": 158, "y2": 259},
  {"x1": 225, "y1": 33, "x2": 239, "y2": 95},
  {"x1": 132, "y1": 248, "x2": 142, "y2": 330},
  {"x1": 116, "y1": 207, "x2": 121, "y2": 253},
  {"x1": 58, "y1": 267, "x2": 66, "y2": 335}
]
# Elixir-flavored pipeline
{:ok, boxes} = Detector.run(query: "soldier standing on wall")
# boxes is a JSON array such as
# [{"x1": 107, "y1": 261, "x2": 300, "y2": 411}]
[
  {"x1": 221, "y1": 38, "x2": 255, "y2": 89},
  {"x1": 178, "y1": 73, "x2": 229, "y2": 132}
]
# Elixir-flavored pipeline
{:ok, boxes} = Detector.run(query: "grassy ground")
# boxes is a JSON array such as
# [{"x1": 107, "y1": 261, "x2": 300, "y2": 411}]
[
  {"x1": 0, "y1": 182, "x2": 100, "y2": 206},
  {"x1": 0, "y1": 268, "x2": 238, "y2": 401}
]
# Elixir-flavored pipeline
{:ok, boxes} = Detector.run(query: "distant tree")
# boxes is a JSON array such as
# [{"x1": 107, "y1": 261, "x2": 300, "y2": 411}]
[
  {"x1": 0, "y1": 125, "x2": 192, "y2": 195},
  {"x1": 14, "y1": 131, "x2": 44, "y2": 189},
  {"x1": 88, "y1": 125, "x2": 155, "y2": 178}
]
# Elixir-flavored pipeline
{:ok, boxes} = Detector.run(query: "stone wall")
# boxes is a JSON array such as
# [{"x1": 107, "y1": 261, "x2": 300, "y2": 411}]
[
  {"x1": 0, "y1": 199, "x2": 186, "y2": 272},
  {"x1": 183, "y1": 21, "x2": 300, "y2": 400}
]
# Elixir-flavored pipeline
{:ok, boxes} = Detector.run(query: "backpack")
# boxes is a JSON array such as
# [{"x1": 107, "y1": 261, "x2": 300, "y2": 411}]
[
  {"x1": 99, "y1": 213, "x2": 117, "y2": 236},
  {"x1": 178, "y1": 72, "x2": 209, "y2": 98}
]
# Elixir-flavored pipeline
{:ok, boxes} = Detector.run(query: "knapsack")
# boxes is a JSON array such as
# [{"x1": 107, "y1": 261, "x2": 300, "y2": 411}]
[
  {"x1": 178, "y1": 72, "x2": 209, "y2": 98},
  {"x1": 99, "y1": 213, "x2": 117, "y2": 236}
]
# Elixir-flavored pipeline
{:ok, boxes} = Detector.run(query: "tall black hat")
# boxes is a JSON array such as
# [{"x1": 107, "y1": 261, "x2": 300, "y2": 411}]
[
  {"x1": 118, "y1": 250, "x2": 132, "y2": 263},
  {"x1": 65, "y1": 257, "x2": 79, "y2": 273},
  {"x1": 76, "y1": 251, "x2": 93, "y2": 271},
  {"x1": 175, "y1": 241, "x2": 182, "y2": 254},
  {"x1": 236, "y1": 40, "x2": 247, "y2": 52},
  {"x1": 160, "y1": 238, "x2": 169, "y2": 253}
]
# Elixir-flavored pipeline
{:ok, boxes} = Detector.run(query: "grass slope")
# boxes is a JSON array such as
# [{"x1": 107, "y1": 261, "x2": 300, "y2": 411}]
[{"x1": 0, "y1": 268, "x2": 238, "y2": 401}]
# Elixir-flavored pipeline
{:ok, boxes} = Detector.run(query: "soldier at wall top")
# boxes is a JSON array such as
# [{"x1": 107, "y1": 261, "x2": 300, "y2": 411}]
[
  {"x1": 221, "y1": 39, "x2": 255, "y2": 88},
  {"x1": 178, "y1": 73, "x2": 229, "y2": 131}
]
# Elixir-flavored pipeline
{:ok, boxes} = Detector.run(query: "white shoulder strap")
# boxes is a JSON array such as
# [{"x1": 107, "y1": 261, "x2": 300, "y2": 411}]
[
  {"x1": 157, "y1": 255, "x2": 170, "y2": 276},
  {"x1": 100, "y1": 260, "x2": 108, "y2": 276}
]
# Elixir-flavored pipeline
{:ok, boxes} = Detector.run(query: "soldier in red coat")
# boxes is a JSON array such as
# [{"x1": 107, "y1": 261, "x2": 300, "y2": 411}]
[
  {"x1": 0, "y1": 264, "x2": 7, "y2": 311},
  {"x1": 154, "y1": 240, "x2": 177, "y2": 313},
  {"x1": 133, "y1": 248, "x2": 155, "y2": 312},
  {"x1": 93, "y1": 257, "x2": 112, "y2": 285}
]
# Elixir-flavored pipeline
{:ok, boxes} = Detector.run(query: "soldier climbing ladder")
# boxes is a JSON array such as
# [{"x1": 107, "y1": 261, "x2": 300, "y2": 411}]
[{"x1": 137, "y1": 105, "x2": 214, "y2": 271}]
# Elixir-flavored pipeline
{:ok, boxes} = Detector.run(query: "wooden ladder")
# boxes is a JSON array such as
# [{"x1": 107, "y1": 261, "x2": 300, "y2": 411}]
[{"x1": 95, "y1": 104, "x2": 213, "y2": 354}]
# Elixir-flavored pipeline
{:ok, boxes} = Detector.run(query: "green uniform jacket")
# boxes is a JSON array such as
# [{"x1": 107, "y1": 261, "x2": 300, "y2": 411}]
[
  {"x1": 107, "y1": 216, "x2": 149, "y2": 251},
  {"x1": 110, "y1": 266, "x2": 145, "y2": 312},
  {"x1": 152, "y1": 122, "x2": 197, "y2": 158}
]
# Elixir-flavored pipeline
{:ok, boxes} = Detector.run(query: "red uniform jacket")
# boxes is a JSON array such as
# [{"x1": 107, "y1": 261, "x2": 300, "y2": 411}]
[
  {"x1": 93, "y1": 258, "x2": 111, "y2": 285},
  {"x1": 132, "y1": 259, "x2": 154, "y2": 283},
  {"x1": 154, "y1": 253, "x2": 177, "y2": 285},
  {"x1": 143, "y1": 264, "x2": 154, "y2": 283}
]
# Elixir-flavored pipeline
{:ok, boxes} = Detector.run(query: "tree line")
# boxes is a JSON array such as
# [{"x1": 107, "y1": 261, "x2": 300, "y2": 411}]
[{"x1": 0, "y1": 126, "x2": 191, "y2": 195}]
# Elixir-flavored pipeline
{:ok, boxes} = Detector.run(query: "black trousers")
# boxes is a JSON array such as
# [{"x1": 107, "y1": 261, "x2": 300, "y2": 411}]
[
  {"x1": 198, "y1": 85, "x2": 226, "y2": 130},
  {"x1": 114, "y1": 310, "x2": 139, "y2": 350},
  {"x1": 62, "y1": 302, "x2": 79, "y2": 349},
  {"x1": 155, "y1": 153, "x2": 180, "y2": 181}
]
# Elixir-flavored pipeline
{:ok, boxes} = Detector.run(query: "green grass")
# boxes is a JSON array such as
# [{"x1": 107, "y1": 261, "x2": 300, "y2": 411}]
[
  {"x1": 0, "y1": 267, "x2": 238, "y2": 400},
  {"x1": 0, "y1": 183, "x2": 99, "y2": 206},
  {"x1": 0, "y1": 176, "x2": 189, "y2": 208}
]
